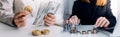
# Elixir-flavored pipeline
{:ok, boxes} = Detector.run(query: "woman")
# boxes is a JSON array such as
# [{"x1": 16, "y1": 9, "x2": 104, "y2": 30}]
[{"x1": 44, "y1": 0, "x2": 116, "y2": 32}]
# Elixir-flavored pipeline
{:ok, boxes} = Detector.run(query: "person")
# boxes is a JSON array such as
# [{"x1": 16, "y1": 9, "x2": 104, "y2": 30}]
[
  {"x1": 0, "y1": 0, "x2": 64, "y2": 28},
  {"x1": 44, "y1": 0, "x2": 117, "y2": 32},
  {"x1": 0, "y1": 0, "x2": 30, "y2": 28}
]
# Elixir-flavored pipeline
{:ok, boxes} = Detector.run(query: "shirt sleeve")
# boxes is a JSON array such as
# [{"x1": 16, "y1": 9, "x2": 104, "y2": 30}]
[
  {"x1": 0, "y1": 0, "x2": 16, "y2": 27},
  {"x1": 104, "y1": 0, "x2": 117, "y2": 28},
  {"x1": 100, "y1": 0, "x2": 117, "y2": 33}
]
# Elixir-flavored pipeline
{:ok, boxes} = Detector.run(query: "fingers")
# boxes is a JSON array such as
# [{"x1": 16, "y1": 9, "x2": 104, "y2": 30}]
[
  {"x1": 16, "y1": 21, "x2": 25, "y2": 28},
  {"x1": 45, "y1": 23, "x2": 51, "y2": 26},
  {"x1": 65, "y1": 20, "x2": 69, "y2": 24},
  {"x1": 44, "y1": 15, "x2": 55, "y2": 22},
  {"x1": 15, "y1": 11, "x2": 30, "y2": 19},
  {"x1": 77, "y1": 19, "x2": 80, "y2": 24},
  {"x1": 96, "y1": 17, "x2": 104, "y2": 27},
  {"x1": 14, "y1": 17, "x2": 26, "y2": 23},
  {"x1": 14, "y1": 17, "x2": 26, "y2": 28},
  {"x1": 69, "y1": 16, "x2": 75, "y2": 24},
  {"x1": 73, "y1": 15, "x2": 78, "y2": 24},
  {"x1": 14, "y1": 19, "x2": 25, "y2": 28},
  {"x1": 44, "y1": 18, "x2": 55, "y2": 25},
  {"x1": 104, "y1": 19, "x2": 110, "y2": 27},
  {"x1": 71, "y1": 15, "x2": 77, "y2": 24},
  {"x1": 67, "y1": 15, "x2": 80, "y2": 25},
  {"x1": 44, "y1": 14, "x2": 56, "y2": 26},
  {"x1": 95, "y1": 17, "x2": 110, "y2": 28},
  {"x1": 47, "y1": 13, "x2": 56, "y2": 19},
  {"x1": 14, "y1": 12, "x2": 29, "y2": 28},
  {"x1": 100, "y1": 19, "x2": 107, "y2": 27}
]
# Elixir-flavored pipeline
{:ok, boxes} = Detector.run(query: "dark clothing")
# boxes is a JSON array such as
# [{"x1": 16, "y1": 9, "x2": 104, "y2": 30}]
[{"x1": 71, "y1": 0, "x2": 116, "y2": 33}]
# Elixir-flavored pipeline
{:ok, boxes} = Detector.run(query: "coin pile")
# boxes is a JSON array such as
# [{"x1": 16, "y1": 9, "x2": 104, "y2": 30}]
[
  {"x1": 32, "y1": 30, "x2": 41, "y2": 36},
  {"x1": 70, "y1": 27, "x2": 76, "y2": 33},
  {"x1": 70, "y1": 27, "x2": 98, "y2": 35},
  {"x1": 32, "y1": 29, "x2": 50, "y2": 36}
]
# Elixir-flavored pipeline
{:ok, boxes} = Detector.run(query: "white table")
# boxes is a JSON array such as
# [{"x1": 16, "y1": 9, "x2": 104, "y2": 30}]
[
  {"x1": 0, "y1": 18, "x2": 117, "y2": 37},
  {"x1": 0, "y1": 23, "x2": 111, "y2": 37}
]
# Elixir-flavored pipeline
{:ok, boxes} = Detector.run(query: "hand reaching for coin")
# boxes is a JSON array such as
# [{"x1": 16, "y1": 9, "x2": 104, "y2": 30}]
[
  {"x1": 66, "y1": 15, "x2": 80, "y2": 25},
  {"x1": 95, "y1": 17, "x2": 110, "y2": 28},
  {"x1": 14, "y1": 11, "x2": 30, "y2": 28}
]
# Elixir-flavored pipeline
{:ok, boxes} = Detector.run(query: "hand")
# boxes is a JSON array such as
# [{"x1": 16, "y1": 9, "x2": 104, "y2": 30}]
[
  {"x1": 44, "y1": 13, "x2": 56, "y2": 26},
  {"x1": 95, "y1": 17, "x2": 110, "y2": 28},
  {"x1": 14, "y1": 11, "x2": 30, "y2": 28},
  {"x1": 66, "y1": 15, "x2": 80, "y2": 25}
]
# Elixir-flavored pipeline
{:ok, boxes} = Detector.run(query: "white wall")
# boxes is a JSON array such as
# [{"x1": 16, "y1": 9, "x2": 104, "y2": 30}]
[
  {"x1": 112, "y1": 0, "x2": 120, "y2": 36},
  {"x1": 111, "y1": 0, "x2": 118, "y2": 19}
]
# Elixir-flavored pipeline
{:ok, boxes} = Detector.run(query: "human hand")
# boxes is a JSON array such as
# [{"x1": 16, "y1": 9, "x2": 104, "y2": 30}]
[
  {"x1": 95, "y1": 17, "x2": 110, "y2": 28},
  {"x1": 44, "y1": 13, "x2": 56, "y2": 26},
  {"x1": 66, "y1": 15, "x2": 80, "y2": 25},
  {"x1": 14, "y1": 11, "x2": 30, "y2": 28}
]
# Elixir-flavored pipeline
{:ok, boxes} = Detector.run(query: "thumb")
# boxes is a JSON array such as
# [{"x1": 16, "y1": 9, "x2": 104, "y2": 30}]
[
  {"x1": 65, "y1": 20, "x2": 69, "y2": 24},
  {"x1": 24, "y1": 11, "x2": 30, "y2": 15}
]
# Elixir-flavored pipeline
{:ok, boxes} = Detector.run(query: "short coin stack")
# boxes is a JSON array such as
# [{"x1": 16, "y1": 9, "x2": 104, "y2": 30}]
[{"x1": 70, "y1": 27, "x2": 98, "y2": 35}]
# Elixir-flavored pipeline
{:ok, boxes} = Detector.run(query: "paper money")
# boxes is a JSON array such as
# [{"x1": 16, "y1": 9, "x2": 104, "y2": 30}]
[{"x1": 33, "y1": 1, "x2": 60, "y2": 26}]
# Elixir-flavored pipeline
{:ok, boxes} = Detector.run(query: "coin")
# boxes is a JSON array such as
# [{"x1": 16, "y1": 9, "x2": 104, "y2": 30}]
[
  {"x1": 32, "y1": 30, "x2": 41, "y2": 36},
  {"x1": 41, "y1": 29, "x2": 50, "y2": 35},
  {"x1": 24, "y1": 5, "x2": 32, "y2": 13},
  {"x1": 82, "y1": 31, "x2": 87, "y2": 35},
  {"x1": 87, "y1": 30, "x2": 92, "y2": 34},
  {"x1": 93, "y1": 28, "x2": 97, "y2": 34}
]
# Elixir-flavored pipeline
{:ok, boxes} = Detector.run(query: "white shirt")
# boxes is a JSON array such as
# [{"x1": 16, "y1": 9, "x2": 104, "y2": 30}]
[{"x1": 1, "y1": 0, "x2": 64, "y2": 26}]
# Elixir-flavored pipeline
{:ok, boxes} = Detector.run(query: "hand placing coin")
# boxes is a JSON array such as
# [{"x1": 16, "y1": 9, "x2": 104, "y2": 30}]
[
  {"x1": 24, "y1": 5, "x2": 33, "y2": 16},
  {"x1": 66, "y1": 15, "x2": 80, "y2": 25},
  {"x1": 14, "y1": 11, "x2": 30, "y2": 28},
  {"x1": 95, "y1": 17, "x2": 110, "y2": 28}
]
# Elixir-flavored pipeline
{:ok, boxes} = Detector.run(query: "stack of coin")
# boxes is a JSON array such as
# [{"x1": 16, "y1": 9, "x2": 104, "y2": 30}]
[
  {"x1": 93, "y1": 28, "x2": 97, "y2": 34},
  {"x1": 87, "y1": 30, "x2": 92, "y2": 34},
  {"x1": 70, "y1": 27, "x2": 76, "y2": 33},
  {"x1": 76, "y1": 31, "x2": 81, "y2": 34},
  {"x1": 82, "y1": 31, "x2": 87, "y2": 35}
]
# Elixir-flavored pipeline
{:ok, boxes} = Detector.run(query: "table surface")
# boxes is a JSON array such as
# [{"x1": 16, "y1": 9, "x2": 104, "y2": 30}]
[
  {"x1": 0, "y1": 18, "x2": 119, "y2": 37},
  {"x1": 0, "y1": 23, "x2": 112, "y2": 37}
]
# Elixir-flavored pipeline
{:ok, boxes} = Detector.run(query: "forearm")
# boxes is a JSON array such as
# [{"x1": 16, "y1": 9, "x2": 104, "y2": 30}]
[
  {"x1": 101, "y1": 0, "x2": 116, "y2": 33},
  {"x1": 105, "y1": 0, "x2": 116, "y2": 28},
  {"x1": 0, "y1": 10, "x2": 16, "y2": 27}
]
